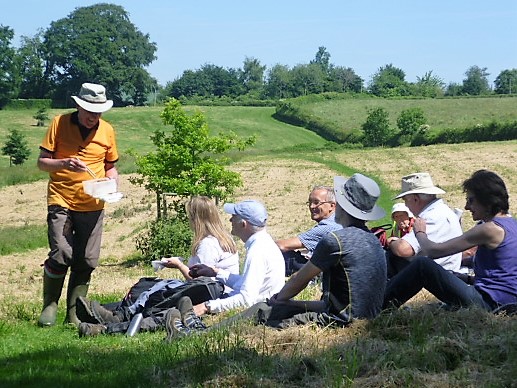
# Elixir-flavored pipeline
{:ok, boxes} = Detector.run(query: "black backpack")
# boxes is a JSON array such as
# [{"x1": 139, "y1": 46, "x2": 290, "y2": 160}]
[{"x1": 120, "y1": 276, "x2": 224, "y2": 317}]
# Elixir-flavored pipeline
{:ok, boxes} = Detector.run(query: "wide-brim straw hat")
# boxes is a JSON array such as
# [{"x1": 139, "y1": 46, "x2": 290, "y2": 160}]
[{"x1": 394, "y1": 172, "x2": 445, "y2": 199}]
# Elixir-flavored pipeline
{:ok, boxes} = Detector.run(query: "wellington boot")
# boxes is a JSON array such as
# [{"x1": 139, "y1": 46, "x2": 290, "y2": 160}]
[
  {"x1": 38, "y1": 272, "x2": 66, "y2": 327},
  {"x1": 64, "y1": 271, "x2": 91, "y2": 326}
]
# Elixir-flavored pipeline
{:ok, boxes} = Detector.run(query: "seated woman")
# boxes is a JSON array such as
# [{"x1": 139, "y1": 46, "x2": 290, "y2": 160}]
[
  {"x1": 162, "y1": 195, "x2": 240, "y2": 283},
  {"x1": 384, "y1": 169, "x2": 517, "y2": 312},
  {"x1": 77, "y1": 195, "x2": 239, "y2": 336}
]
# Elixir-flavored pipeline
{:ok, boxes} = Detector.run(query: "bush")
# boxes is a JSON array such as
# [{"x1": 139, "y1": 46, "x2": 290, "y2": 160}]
[
  {"x1": 135, "y1": 217, "x2": 193, "y2": 261},
  {"x1": 397, "y1": 107, "x2": 427, "y2": 137},
  {"x1": 362, "y1": 107, "x2": 393, "y2": 146}
]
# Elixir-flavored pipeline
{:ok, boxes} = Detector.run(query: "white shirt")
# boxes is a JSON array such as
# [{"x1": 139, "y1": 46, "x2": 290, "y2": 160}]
[
  {"x1": 207, "y1": 229, "x2": 285, "y2": 313},
  {"x1": 187, "y1": 235, "x2": 239, "y2": 275},
  {"x1": 403, "y1": 198, "x2": 463, "y2": 271}
]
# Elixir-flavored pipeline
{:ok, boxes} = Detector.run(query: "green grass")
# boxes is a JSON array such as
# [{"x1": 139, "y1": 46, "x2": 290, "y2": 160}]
[
  {"x1": 0, "y1": 224, "x2": 47, "y2": 255},
  {"x1": 305, "y1": 95, "x2": 517, "y2": 133},
  {"x1": 0, "y1": 105, "x2": 329, "y2": 186},
  {"x1": 1, "y1": 301, "x2": 516, "y2": 387}
]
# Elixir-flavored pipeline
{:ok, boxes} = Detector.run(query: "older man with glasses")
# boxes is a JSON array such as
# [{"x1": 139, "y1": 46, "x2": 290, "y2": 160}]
[{"x1": 276, "y1": 185, "x2": 342, "y2": 276}]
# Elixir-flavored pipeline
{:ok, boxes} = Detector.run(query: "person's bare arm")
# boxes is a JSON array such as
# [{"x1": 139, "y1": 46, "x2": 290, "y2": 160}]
[
  {"x1": 105, "y1": 162, "x2": 118, "y2": 181},
  {"x1": 276, "y1": 236, "x2": 304, "y2": 252},
  {"x1": 414, "y1": 218, "x2": 503, "y2": 257},
  {"x1": 162, "y1": 257, "x2": 192, "y2": 280},
  {"x1": 37, "y1": 149, "x2": 87, "y2": 173}
]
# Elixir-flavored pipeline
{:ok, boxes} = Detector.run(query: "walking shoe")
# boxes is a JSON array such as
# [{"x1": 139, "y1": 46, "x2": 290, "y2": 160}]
[
  {"x1": 76, "y1": 296, "x2": 100, "y2": 324},
  {"x1": 91, "y1": 300, "x2": 120, "y2": 324},
  {"x1": 164, "y1": 308, "x2": 190, "y2": 342},
  {"x1": 76, "y1": 296, "x2": 120, "y2": 324},
  {"x1": 78, "y1": 322, "x2": 107, "y2": 337},
  {"x1": 177, "y1": 296, "x2": 207, "y2": 331}
]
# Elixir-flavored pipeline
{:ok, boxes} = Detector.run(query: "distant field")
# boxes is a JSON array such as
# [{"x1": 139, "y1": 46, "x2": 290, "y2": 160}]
[
  {"x1": 2, "y1": 97, "x2": 517, "y2": 188},
  {"x1": 304, "y1": 96, "x2": 517, "y2": 133}
]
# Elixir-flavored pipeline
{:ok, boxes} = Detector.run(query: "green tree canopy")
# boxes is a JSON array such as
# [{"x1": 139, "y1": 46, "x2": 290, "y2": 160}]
[
  {"x1": 414, "y1": 71, "x2": 445, "y2": 97},
  {"x1": 130, "y1": 98, "x2": 255, "y2": 217},
  {"x1": 240, "y1": 57, "x2": 266, "y2": 95},
  {"x1": 494, "y1": 69, "x2": 517, "y2": 95},
  {"x1": 42, "y1": 3, "x2": 158, "y2": 106},
  {"x1": 17, "y1": 31, "x2": 49, "y2": 99},
  {"x1": 369, "y1": 63, "x2": 409, "y2": 97},
  {"x1": 0, "y1": 25, "x2": 19, "y2": 107},
  {"x1": 462, "y1": 65, "x2": 490, "y2": 95}
]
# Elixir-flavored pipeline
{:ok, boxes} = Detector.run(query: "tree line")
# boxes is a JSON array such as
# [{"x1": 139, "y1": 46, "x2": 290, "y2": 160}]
[
  {"x1": 164, "y1": 54, "x2": 517, "y2": 102},
  {"x1": 1, "y1": 3, "x2": 516, "y2": 109}
]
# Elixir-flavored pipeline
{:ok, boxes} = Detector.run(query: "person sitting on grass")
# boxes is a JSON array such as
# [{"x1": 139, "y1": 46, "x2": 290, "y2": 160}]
[
  {"x1": 189, "y1": 199, "x2": 286, "y2": 316},
  {"x1": 77, "y1": 195, "x2": 239, "y2": 337},
  {"x1": 164, "y1": 173, "x2": 387, "y2": 339},
  {"x1": 386, "y1": 172, "x2": 463, "y2": 278},
  {"x1": 275, "y1": 185, "x2": 341, "y2": 276},
  {"x1": 384, "y1": 170, "x2": 517, "y2": 313},
  {"x1": 387, "y1": 203, "x2": 415, "y2": 242}
]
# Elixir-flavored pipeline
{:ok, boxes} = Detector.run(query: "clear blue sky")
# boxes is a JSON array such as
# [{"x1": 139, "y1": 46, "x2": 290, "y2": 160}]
[{"x1": 3, "y1": 1, "x2": 516, "y2": 87}]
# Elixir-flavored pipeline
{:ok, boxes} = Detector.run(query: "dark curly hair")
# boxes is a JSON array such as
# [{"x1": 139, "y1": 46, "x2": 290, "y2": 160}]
[{"x1": 462, "y1": 170, "x2": 509, "y2": 217}]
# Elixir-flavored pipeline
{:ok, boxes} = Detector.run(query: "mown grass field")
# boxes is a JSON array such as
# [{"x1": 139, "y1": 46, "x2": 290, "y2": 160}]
[{"x1": 1, "y1": 99, "x2": 517, "y2": 387}]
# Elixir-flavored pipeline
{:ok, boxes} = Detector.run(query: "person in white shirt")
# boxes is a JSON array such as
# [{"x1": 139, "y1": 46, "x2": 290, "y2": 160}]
[
  {"x1": 191, "y1": 200, "x2": 285, "y2": 315},
  {"x1": 162, "y1": 196, "x2": 239, "y2": 280},
  {"x1": 387, "y1": 172, "x2": 463, "y2": 277}
]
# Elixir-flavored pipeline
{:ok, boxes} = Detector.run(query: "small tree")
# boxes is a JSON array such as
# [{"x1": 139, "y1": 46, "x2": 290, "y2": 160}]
[
  {"x1": 33, "y1": 107, "x2": 49, "y2": 127},
  {"x1": 397, "y1": 108, "x2": 427, "y2": 138},
  {"x1": 362, "y1": 107, "x2": 392, "y2": 147},
  {"x1": 130, "y1": 98, "x2": 255, "y2": 218},
  {"x1": 2, "y1": 129, "x2": 31, "y2": 166}
]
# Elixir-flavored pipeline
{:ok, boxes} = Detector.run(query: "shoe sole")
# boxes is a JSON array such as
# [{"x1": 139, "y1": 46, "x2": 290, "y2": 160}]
[{"x1": 76, "y1": 296, "x2": 101, "y2": 324}]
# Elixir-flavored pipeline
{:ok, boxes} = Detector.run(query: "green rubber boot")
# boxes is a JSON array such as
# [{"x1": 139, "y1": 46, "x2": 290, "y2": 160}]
[
  {"x1": 64, "y1": 271, "x2": 91, "y2": 326},
  {"x1": 38, "y1": 272, "x2": 66, "y2": 327}
]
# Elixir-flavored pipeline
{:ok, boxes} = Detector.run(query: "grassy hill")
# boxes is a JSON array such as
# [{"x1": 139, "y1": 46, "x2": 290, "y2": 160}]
[{"x1": 293, "y1": 95, "x2": 517, "y2": 134}]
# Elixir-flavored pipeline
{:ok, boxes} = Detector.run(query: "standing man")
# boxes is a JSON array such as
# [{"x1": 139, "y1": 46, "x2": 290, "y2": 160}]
[
  {"x1": 386, "y1": 172, "x2": 463, "y2": 277},
  {"x1": 37, "y1": 83, "x2": 119, "y2": 326},
  {"x1": 191, "y1": 200, "x2": 285, "y2": 316},
  {"x1": 276, "y1": 185, "x2": 342, "y2": 276}
]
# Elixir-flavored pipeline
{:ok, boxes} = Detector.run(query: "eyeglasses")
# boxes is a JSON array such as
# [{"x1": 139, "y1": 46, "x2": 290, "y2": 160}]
[{"x1": 306, "y1": 201, "x2": 332, "y2": 207}]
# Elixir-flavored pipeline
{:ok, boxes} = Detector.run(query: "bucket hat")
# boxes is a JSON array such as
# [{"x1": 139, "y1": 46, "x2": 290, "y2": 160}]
[
  {"x1": 394, "y1": 172, "x2": 445, "y2": 199},
  {"x1": 71, "y1": 83, "x2": 113, "y2": 113},
  {"x1": 333, "y1": 174, "x2": 385, "y2": 221}
]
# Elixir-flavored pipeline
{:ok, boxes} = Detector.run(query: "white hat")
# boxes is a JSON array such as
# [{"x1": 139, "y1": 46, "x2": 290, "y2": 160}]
[
  {"x1": 71, "y1": 83, "x2": 113, "y2": 113},
  {"x1": 224, "y1": 200, "x2": 268, "y2": 227},
  {"x1": 391, "y1": 203, "x2": 414, "y2": 218},
  {"x1": 394, "y1": 172, "x2": 445, "y2": 199},
  {"x1": 333, "y1": 174, "x2": 385, "y2": 221}
]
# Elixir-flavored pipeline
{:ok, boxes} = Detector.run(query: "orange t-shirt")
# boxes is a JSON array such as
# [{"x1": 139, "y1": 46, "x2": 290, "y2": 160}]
[{"x1": 40, "y1": 113, "x2": 119, "y2": 211}]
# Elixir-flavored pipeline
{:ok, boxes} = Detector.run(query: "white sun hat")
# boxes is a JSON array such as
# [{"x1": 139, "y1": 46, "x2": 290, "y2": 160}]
[{"x1": 71, "y1": 83, "x2": 113, "y2": 113}]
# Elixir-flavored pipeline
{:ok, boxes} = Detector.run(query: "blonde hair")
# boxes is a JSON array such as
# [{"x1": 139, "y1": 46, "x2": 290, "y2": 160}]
[{"x1": 186, "y1": 196, "x2": 237, "y2": 256}]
